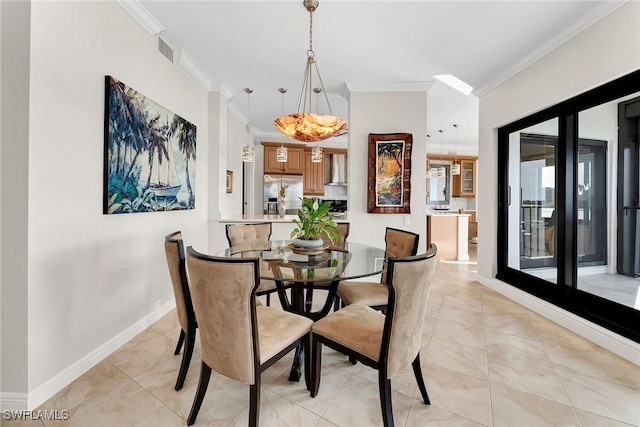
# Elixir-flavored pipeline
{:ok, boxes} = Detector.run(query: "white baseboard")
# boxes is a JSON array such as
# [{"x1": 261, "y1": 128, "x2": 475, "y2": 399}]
[
  {"x1": 476, "y1": 275, "x2": 640, "y2": 366},
  {"x1": 21, "y1": 299, "x2": 176, "y2": 411},
  {"x1": 0, "y1": 392, "x2": 29, "y2": 411}
]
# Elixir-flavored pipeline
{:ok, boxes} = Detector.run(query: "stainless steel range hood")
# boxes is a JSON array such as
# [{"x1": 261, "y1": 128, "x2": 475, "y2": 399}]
[{"x1": 324, "y1": 153, "x2": 347, "y2": 185}]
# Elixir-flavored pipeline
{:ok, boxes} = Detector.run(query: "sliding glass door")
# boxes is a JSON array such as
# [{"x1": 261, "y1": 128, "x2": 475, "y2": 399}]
[{"x1": 497, "y1": 70, "x2": 640, "y2": 343}]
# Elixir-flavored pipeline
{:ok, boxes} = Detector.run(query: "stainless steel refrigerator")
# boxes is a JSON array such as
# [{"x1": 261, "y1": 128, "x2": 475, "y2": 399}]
[{"x1": 263, "y1": 174, "x2": 304, "y2": 214}]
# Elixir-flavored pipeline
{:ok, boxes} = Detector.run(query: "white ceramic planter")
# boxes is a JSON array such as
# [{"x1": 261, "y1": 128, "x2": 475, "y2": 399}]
[{"x1": 292, "y1": 238, "x2": 324, "y2": 248}]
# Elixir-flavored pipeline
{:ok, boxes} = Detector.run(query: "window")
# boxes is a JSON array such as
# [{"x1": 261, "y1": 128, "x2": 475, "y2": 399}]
[{"x1": 497, "y1": 69, "x2": 640, "y2": 343}]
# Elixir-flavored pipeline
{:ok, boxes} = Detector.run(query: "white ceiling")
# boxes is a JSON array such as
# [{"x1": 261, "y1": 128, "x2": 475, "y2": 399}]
[{"x1": 126, "y1": 0, "x2": 624, "y2": 152}]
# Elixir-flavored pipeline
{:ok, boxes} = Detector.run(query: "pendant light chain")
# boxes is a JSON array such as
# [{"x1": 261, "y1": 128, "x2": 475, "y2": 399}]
[{"x1": 308, "y1": 9, "x2": 313, "y2": 56}]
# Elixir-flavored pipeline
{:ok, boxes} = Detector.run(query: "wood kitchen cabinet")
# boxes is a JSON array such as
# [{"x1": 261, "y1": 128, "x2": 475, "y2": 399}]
[
  {"x1": 263, "y1": 143, "x2": 303, "y2": 175},
  {"x1": 303, "y1": 149, "x2": 325, "y2": 195},
  {"x1": 452, "y1": 159, "x2": 476, "y2": 197}
]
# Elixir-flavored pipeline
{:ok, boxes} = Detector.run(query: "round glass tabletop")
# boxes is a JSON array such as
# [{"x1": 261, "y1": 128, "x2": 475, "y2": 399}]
[{"x1": 215, "y1": 240, "x2": 389, "y2": 282}]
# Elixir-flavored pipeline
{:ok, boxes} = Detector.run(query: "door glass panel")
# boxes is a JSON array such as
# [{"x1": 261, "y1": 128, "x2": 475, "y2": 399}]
[
  {"x1": 507, "y1": 118, "x2": 558, "y2": 282},
  {"x1": 577, "y1": 92, "x2": 640, "y2": 310}
]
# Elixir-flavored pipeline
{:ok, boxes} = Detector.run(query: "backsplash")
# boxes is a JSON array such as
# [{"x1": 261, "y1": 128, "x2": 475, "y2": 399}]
[
  {"x1": 323, "y1": 184, "x2": 347, "y2": 200},
  {"x1": 427, "y1": 197, "x2": 476, "y2": 211}
]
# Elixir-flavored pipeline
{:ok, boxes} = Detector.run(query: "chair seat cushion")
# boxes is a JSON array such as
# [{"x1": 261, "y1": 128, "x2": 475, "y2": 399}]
[
  {"x1": 337, "y1": 281, "x2": 388, "y2": 307},
  {"x1": 311, "y1": 304, "x2": 384, "y2": 361},
  {"x1": 257, "y1": 306, "x2": 313, "y2": 363}
]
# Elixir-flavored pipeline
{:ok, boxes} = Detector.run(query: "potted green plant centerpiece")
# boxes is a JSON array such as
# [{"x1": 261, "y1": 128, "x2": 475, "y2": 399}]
[{"x1": 290, "y1": 197, "x2": 339, "y2": 249}]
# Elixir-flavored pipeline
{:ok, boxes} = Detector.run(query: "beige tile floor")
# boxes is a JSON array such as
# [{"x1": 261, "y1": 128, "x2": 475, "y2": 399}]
[{"x1": 10, "y1": 249, "x2": 640, "y2": 427}]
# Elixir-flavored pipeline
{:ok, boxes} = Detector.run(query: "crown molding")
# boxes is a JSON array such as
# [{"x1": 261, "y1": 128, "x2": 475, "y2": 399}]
[
  {"x1": 178, "y1": 50, "x2": 213, "y2": 91},
  {"x1": 227, "y1": 102, "x2": 248, "y2": 126},
  {"x1": 475, "y1": 0, "x2": 627, "y2": 97},
  {"x1": 213, "y1": 83, "x2": 235, "y2": 101},
  {"x1": 344, "y1": 81, "x2": 434, "y2": 100},
  {"x1": 116, "y1": 0, "x2": 163, "y2": 35}
]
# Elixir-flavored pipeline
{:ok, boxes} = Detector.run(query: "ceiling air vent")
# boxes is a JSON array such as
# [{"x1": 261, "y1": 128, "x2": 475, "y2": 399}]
[{"x1": 157, "y1": 37, "x2": 174, "y2": 63}]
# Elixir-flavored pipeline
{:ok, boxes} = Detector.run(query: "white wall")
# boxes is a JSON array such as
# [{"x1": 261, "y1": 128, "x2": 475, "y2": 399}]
[
  {"x1": 345, "y1": 87, "x2": 429, "y2": 252},
  {"x1": 477, "y1": 2, "x2": 640, "y2": 361},
  {"x1": 478, "y1": 1, "x2": 640, "y2": 281},
  {"x1": 1, "y1": 0, "x2": 30, "y2": 401},
  {"x1": 25, "y1": 1, "x2": 209, "y2": 403},
  {"x1": 224, "y1": 113, "x2": 246, "y2": 219}
]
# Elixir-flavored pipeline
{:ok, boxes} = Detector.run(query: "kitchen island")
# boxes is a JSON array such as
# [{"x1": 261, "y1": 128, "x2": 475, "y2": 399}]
[
  {"x1": 219, "y1": 214, "x2": 348, "y2": 241},
  {"x1": 426, "y1": 211, "x2": 470, "y2": 261}
]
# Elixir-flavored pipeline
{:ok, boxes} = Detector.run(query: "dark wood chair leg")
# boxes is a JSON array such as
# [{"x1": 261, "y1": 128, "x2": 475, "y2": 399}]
[
  {"x1": 348, "y1": 355, "x2": 357, "y2": 365},
  {"x1": 378, "y1": 371, "x2": 394, "y2": 427},
  {"x1": 303, "y1": 335, "x2": 313, "y2": 392},
  {"x1": 412, "y1": 353, "x2": 430, "y2": 405},
  {"x1": 305, "y1": 287, "x2": 314, "y2": 313},
  {"x1": 249, "y1": 380, "x2": 261, "y2": 427},
  {"x1": 333, "y1": 296, "x2": 340, "y2": 312},
  {"x1": 174, "y1": 329, "x2": 185, "y2": 355},
  {"x1": 265, "y1": 292, "x2": 271, "y2": 307},
  {"x1": 187, "y1": 362, "x2": 212, "y2": 426},
  {"x1": 310, "y1": 334, "x2": 322, "y2": 397},
  {"x1": 175, "y1": 327, "x2": 196, "y2": 391}
]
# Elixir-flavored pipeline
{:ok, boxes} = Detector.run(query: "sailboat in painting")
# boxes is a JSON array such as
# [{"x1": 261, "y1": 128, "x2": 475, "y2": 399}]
[{"x1": 140, "y1": 118, "x2": 182, "y2": 200}]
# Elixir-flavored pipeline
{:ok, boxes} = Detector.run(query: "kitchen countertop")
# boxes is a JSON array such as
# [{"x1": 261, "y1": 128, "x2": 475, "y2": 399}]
[
  {"x1": 219, "y1": 213, "x2": 348, "y2": 224},
  {"x1": 426, "y1": 211, "x2": 471, "y2": 217}
]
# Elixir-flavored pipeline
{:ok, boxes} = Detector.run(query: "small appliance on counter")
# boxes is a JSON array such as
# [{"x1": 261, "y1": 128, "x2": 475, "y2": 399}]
[
  {"x1": 321, "y1": 199, "x2": 348, "y2": 214},
  {"x1": 266, "y1": 198, "x2": 278, "y2": 217}
]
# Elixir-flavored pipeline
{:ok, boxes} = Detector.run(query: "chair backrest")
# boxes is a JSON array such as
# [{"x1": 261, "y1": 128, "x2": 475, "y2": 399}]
[
  {"x1": 321, "y1": 222, "x2": 350, "y2": 249},
  {"x1": 225, "y1": 222, "x2": 272, "y2": 247},
  {"x1": 381, "y1": 227, "x2": 419, "y2": 285},
  {"x1": 382, "y1": 245, "x2": 438, "y2": 378},
  {"x1": 185, "y1": 246, "x2": 259, "y2": 385},
  {"x1": 164, "y1": 231, "x2": 196, "y2": 332}
]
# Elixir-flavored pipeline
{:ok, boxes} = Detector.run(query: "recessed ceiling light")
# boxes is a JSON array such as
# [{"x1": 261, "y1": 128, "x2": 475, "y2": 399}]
[{"x1": 433, "y1": 74, "x2": 473, "y2": 95}]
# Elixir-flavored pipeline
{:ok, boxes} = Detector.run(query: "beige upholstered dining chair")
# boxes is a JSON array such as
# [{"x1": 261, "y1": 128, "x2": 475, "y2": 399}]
[
  {"x1": 335, "y1": 227, "x2": 419, "y2": 312},
  {"x1": 185, "y1": 247, "x2": 313, "y2": 427},
  {"x1": 310, "y1": 246, "x2": 438, "y2": 427},
  {"x1": 320, "y1": 221, "x2": 350, "y2": 249},
  {"x1": 225, "y1": 222, "x2": 279, "y2": 306},
  {"x1": 163, "y1": 231, "x2": 198, "y2": 391}
]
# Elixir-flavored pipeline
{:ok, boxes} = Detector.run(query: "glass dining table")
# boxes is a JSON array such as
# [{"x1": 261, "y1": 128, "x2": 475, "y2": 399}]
[{"x1": 215, "y1": 240, "x2": 389, "y2": 381}]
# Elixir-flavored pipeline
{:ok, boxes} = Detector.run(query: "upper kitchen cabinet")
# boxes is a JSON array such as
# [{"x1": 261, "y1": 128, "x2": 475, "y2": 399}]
[
  {"x1": 452, "y1": 158, "x2": 476, "y2": 197},
  {"x1": 303, "y1": 148, "x2": 324, "y2": 195},
  {"x1": 263, "y1": 142, "x2": 304, "y2": 174}
]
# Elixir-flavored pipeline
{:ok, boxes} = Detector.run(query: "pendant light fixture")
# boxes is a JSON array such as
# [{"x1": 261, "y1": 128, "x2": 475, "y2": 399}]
[
  {"x1": 310, "y1": 87, "x2": 323, "y2": 162},
  {"x1": 426, "y1": 134, "x2": 433, "y2": 179},
  {"x1": 437, "y1": 129, "x2": 446, "y2": 177},
  {"x1": 273, "y1": 0, "x2": 347, "y2": 142},
  {"x1": 241, "y1": 88, "x2": 255, "y2": 162},
  {"x1": 429, "y1": 131, "x2": 441, "y2": 178},
  {"x1": 451, "y1": 124, "x2": 461, "y2": 175},
  {"x1": 276, "y1": 88, "x2": 288, "y2": 162}
]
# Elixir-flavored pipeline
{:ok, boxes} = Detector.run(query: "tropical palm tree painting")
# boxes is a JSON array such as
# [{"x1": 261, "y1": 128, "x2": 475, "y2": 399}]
[
  {"x1": 375, "y1": 141, "x2": 405, "y2": 206},
  {"x1": 103, "y1": 76, "x2": 196, "y2": 214}
]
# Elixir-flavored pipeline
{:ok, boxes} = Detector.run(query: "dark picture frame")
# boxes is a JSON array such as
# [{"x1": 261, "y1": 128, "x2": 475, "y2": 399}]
[
  {"x1": 367, "y1": 133, "x2": 413, "y2": 214},
  {"x1": 103, "y1": 76, "x2": 197, "y2": 214}
]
